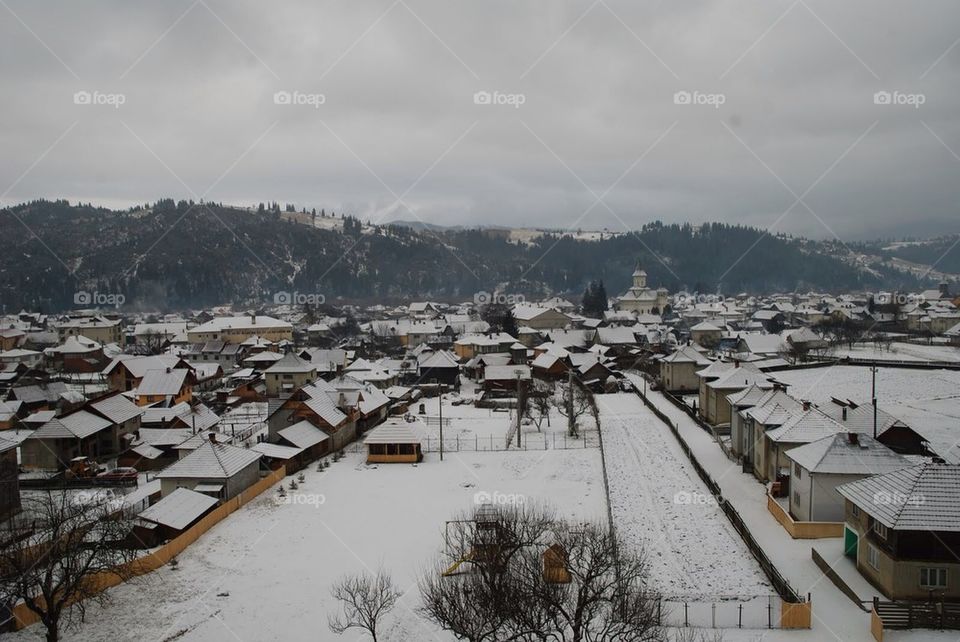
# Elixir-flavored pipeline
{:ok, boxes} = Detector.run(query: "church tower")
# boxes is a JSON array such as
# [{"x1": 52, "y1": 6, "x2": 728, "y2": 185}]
[{"x1": 632, "y1": 261, "x2": 647, "y2": 289}]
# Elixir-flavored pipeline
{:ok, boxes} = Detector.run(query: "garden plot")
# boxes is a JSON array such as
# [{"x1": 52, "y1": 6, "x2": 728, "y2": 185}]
[{"x1": 596, "y1": 393, "x2": 771, "y2": 600}]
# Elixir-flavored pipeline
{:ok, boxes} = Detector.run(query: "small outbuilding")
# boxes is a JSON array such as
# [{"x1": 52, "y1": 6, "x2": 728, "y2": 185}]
[{"x1": 364, "y1": 421, "x2": 423, "y2": 464}]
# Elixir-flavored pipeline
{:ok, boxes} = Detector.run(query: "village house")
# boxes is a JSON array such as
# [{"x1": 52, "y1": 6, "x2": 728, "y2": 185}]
[
  {"x1": 155, "y1": 435, "x2": 262, "y2": 500},
  {"x1": 134, "y1": 487, "x2": 219, "y2": 545},
  {"x1": 187, "y1": 314, "x2": 293, "y2": 344},
  {"x1": 784, "y1": 432, "x2": 911, "y2": 523},
  {"x1": 701, "y1": 363, "x2": 772, "y2": 426},
  {"x1": 658, "y1": 344, "x2": 711, "y2": 393},
  {"x1": 264, "y1": 352, "x2": 317, "y2": 396},
  {"x1": 56, "y1": 315, "x2": 123, "y2": 345},
  {"x1": 104, "y1": 354, "x2": 192, "y2": 392},
  {"x1": 512, "y1": 305, "x2": 571, "y2": 330},
  {"x1": 417, "y1": 350, "x2": 460, "y2": 386},
  {"x1": 838, "y1": 463, "x2": 960, "y2": 600},
  {"x1": 267, "y1": 382, "x2": 354, "y2": 450},
  {"x1": 135, "y1": 367, "x2": 194, "y2": 406}
]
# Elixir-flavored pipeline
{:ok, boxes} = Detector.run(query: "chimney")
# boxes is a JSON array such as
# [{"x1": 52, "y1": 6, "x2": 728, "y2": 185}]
[
  {"x1": 166, "y1": 366, "x2": 172, "y2": 373},
  {"x1": 250, "y1": 312, "x2": 257, "y2": 324},
  {"x1": 847, "y1": 432, "x2": 859, "y2": 445},
  {"x1": 842, "y1": 407, "x2": 848, "y2": 421},
  {"x1": 802, "y1": 400, "x2": 811, "y2": 411},
  {"x1": 209, "y1": 432, "x2": 217, "y2": 444}
]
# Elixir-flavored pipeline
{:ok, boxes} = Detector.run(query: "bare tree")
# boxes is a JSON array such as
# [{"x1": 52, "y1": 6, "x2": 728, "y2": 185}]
[
  {"x1": 420, "y1": 502, "x2": 663, "y2": 642},
  {"x1": 553, "y1": 373, "x2": 599, "y2": 438},
  {"x1": 530, "y1": 380, "x2": 553, "y2": 430},
  {"x1": 0, "y1": 490, "x2": 139, "y2": 642},
  {"x1": 328, "y1": 568, "x2": 401, "y2": 642}
]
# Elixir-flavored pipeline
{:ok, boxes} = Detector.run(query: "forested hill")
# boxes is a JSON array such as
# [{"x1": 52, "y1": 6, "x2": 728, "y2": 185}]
[{"x1": 0, "y1": 199, "x2": 920, "y2": 311}]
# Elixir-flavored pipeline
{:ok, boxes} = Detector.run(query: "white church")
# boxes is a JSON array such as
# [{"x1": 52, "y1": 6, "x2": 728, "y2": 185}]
[{"x1": 615, "y1": 262, "x2": 669, "y2": 314}]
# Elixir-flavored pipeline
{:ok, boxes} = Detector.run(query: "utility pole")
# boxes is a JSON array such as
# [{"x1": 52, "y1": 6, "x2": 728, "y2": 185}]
[
  {"x1": 871, "y1": 364, "x2": 877, "y2": 438},
  {"x1": 435, "y1": 378, "x2": 444, "y2": 461}
]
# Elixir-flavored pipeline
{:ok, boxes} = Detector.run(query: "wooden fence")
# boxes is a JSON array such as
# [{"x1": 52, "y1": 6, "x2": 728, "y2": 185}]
[
  {"x1": 872, "y1": 597, "x2": 960, "y2": 633},
  {"x1": 11, "y1": 467, "x2": 286, "y2": 631},
  {"x1": 632, "y1": 386, "x2": 808, "y2": 615}
]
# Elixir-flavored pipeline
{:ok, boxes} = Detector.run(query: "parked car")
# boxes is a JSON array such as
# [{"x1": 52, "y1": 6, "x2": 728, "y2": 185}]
[{"x1": 96, "y1": 467, "x2": 138, "y2": 482}]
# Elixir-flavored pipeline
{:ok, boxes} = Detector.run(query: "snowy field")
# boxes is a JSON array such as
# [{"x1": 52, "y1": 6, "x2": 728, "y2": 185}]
[
  {"x1": 8, "y1": 448, "x2": 605, "y2": 642},
  {"x1": 595, "y1": 393, "x2": 771, "y2": 600},
  {"x1": 774, "y1": 365, "x2": 960, "y2": 463},
  {"x1": 829, "y1": 341, "x2": 960, "y2": 363}
]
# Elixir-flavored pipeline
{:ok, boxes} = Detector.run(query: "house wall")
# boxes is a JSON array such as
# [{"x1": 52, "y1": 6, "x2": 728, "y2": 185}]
[
  {"x1": 0, "y1": 448, "x2": 20, "y2": 519},
  {"x1": 59, "y1": 323, "x2": 122, "y2": 344},
  {"x1": 790, "y1": 468, "x2": 852, "y2": 522},
  {"x1": 265, "y1": 371, "x2": 316, "y2": 396},
  {"x1": 660, "y1": 362, "x2": 700, "y2": 393},
  {"x1": 521, "y1": 310, "x2": 570, "y2": 330},
  {"x1": 20, "y1": 438, "x2": 68, "y2": 470}
]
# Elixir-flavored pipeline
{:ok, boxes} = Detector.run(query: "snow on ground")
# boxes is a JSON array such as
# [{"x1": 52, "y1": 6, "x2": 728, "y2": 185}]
[
  {"x1": 596, "y1": 393, "x2": 770, "y2": 600},
  {"x1": 9, "y1": 448, "x2": 604, "y2": 642},
  {"x1": 773, "y1": 365, "x2": 960, "y2": 463},
  {"x1": 829, "y1": 341, "x2": 960, "y2": 363},
  {"x1": 634, "y1": 380, "x2": 956, "y2": 642}
]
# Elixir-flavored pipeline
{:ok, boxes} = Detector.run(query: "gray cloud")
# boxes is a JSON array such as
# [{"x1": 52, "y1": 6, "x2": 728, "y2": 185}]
[{"x1": 1, "y1": 0, "x2": 958, "y2": 240}]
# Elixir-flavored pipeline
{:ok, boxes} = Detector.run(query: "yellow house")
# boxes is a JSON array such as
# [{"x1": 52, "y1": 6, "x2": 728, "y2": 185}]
[
  {"x1": 135, "y1": 368, "x2": 194, "y2": 407},
  {"x1": 187, "y1": 315, "x2": 293, "y2": 344}
]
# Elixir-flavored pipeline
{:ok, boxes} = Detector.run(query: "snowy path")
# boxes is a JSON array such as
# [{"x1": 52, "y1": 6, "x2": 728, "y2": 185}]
[{"x1": 596, "y1": 393, "x2": 770, "y2": 599}]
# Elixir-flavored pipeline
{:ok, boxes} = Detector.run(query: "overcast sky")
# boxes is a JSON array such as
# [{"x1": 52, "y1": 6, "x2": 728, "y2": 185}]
[{"x1": 1, "y1": 0, "x2": 959, "y2": 240}]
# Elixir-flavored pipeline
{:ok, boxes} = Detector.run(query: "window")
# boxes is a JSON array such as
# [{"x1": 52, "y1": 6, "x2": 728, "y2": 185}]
[
  {"x1": 867, "y1": 544, "x2": 881, "y2": 570},
  {"x1": 793, "y1": 491, "x2": 801, "y2": 506},
  {"x1": 794, "y1": 463, "x2": 802, "y2": 479},
  {"x1": 873, "y1": 522, "x2": 888, "y2": 540},
  {"x1": 920, "y1": 568, "x2": 948, "y2": 589},
  {"x1": 852, "y1": 504, "x2": 860, "y2": 518}
]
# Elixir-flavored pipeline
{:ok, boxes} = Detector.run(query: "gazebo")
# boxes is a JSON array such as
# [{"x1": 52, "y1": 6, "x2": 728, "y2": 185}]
[{"x1": 364, "y1": 422, "x2": 423, "y2": 464}]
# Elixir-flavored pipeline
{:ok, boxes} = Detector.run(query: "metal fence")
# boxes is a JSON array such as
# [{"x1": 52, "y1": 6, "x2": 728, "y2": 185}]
[
  {"x1": 345, "y1": 432, "x2": 599, "y2": 453},
  {"x1": 658, "y1": 596, "x2": 785, "y2": 629}
]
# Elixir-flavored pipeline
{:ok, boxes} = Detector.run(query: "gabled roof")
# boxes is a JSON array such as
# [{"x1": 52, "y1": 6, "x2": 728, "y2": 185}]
[
  {"x1": 138, "y1": 487, "x2": 218, "y2": 530},
  {"x1": 786, "y1": 433, "x2": 911, "y2": 475},
  {"x1": 766, "y1": 408, "x2": 844, "y2": 444},
  {"x1": 103, "y1": 354, "x2": 185, "y2": 378},
  {"x1": 89, "y1": 394, "x2": 142, "y2": 424},
  {"x1": 660, "y1": 345, "x2": 711, "y2": 365},
  {"x1": 418, "y1": 350, "x2": 459, "y2": 369},
  {"x1": 31, "y1": 410, "x2": 112, "y2": 440},
  {"x1": 364, "y1": 421, "x2": 422, "y2": 445},
  {"x1": 156, "y1": 440, "x2": 261, "y2": 479},
  {"x1": 265, "y1": 352, "x2": 315, "y2": 374},
  {"x1": 137, "y1": 369, "x2": 190, "y2": 396},
  {"x1": 706, "y1": 366, "x2": 772, "y2": 390},
  {"x1": 278, "y1": 420, "x2": 330, "y2": 449},
  {"x1": 837, "y1": 463, "x2": 960, "y2": 532}
]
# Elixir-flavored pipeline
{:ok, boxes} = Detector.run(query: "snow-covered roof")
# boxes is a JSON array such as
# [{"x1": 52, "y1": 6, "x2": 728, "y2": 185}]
[
  {"x1": 190, "y1": 315, "x2": 292, "y2": 333},
  {"x1": 364, "y1": 422, "x2": 422, "y2": 445},
  {"x1": 138, "y1": 487, "x2": 218, "y2": 530},
  {"x1": 278, "y1": 420, "x2": 330, "y2": 449},
  {"x1": 89, "y1": 394, "x2": 142, "y2": 425},
  {"x1": 137, "y1": 368, "x2": 190, "y2": 396},
  {"x1": 156, "y1": 440, "x2": 261, "y2": 479},
  {"x1": 766, "y1": 408, "x2": 844, "y2": 444},
  {"x1": 837, "y1": 463, "x2": 960, "y2": 532},
  {"x1": 786, "y1": 433, "x2": 911, "y2": 475}
]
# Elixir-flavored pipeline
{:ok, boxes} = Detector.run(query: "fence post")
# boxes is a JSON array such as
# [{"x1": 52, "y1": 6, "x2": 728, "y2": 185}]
[
  {"x1": 712, "y1": 602, "x2": 716, "y2": 628},
  {"x1": 456, "y1": 435, "x2": 459, "y2": 452},
  {"x1": 684, "y1": 602, "x2": 689, "y2": 627},
  {"x1": 738, "y1": 603, "x2": 743, "y2": 628},
  {"x1": 657, "y1": 599, "x2": 662, "y2": 625},
  {"x1": 768, "y1": 599, "x2": 772, "y2": 628}
]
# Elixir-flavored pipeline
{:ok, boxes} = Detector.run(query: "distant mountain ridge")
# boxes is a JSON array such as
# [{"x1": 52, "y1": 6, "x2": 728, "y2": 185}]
[{"x1": 0, "y1": 199, "x2": 937, "y2": 312}]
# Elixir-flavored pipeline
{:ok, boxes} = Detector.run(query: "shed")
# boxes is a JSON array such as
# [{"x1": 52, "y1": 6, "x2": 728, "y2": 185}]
[{"x1": 364, "y1": 422, "x2": 423, "y2": 464}]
